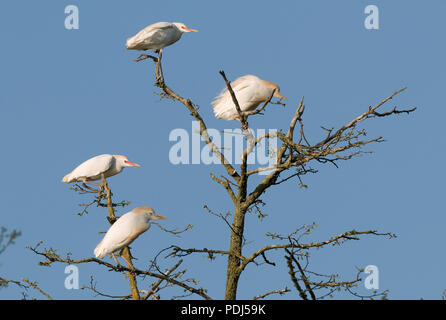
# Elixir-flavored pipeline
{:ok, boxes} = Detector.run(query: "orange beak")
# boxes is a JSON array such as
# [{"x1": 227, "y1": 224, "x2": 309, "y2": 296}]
[
  {"x1": 184, "y1": 27, "x2": 198, "y2": 32},
  {"x1": 275, "y1": 91, "x2": 287, "y2": 101},
  {"x1": 154, "y1": 214, "x2": 168, "y2": 220},
  {"x1": 125, "y1": 160, "x2": 141, "y2": 167}
]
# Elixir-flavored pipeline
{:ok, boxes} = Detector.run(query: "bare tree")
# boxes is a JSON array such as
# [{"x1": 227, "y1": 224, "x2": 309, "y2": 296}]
[{"x1": 29, "y1": 51, "x2": 415, "y2": 300}]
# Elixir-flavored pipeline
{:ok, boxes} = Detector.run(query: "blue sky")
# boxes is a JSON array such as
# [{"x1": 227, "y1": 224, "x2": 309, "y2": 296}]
[{"x1": 0, "y1": 0, "x2": 445, "y2": 299}]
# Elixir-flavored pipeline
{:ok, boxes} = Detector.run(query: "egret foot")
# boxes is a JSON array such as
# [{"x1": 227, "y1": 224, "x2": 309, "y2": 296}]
[
  {"x1": 135, "y1": 54, "x2": 157, "y2": 62},
  {"x1": 81, "y1": 182, "x2": 100, "y2": 193}
]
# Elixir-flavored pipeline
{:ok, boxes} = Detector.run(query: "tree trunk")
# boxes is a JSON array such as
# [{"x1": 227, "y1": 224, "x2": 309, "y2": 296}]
[{"x1": 224, "y1": 205, "x2": 247, "y2": 300}]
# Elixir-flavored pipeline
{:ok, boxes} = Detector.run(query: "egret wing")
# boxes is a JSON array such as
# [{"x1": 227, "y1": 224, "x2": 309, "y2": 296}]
[
  {"x1": 100, "y1": 215, "x2": 148, "y2": 254},
  {"x1": 68, "y1": 154, "x2": 114, "y2": 181},
  {"x1": 212, "y1": 75, "x2": 263, "y2": 119},
  {"x1": 128, "y1": 22, "x2": 180, "y2": 50}
]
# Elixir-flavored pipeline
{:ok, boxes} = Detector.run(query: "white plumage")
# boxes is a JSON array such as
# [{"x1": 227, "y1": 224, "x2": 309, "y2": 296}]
[
  {"x1": 126, "y1": 22, "x2": 198, "y2": 51},
  {"x1": 94, "y1": 206, "x2": 167, "y2": 260},
  {"x1": 212, "y1": 75, "x2": 287, "y2": 121},
  {"x1": 62, "y1": 154, "x2": 140, "y2": 184}
]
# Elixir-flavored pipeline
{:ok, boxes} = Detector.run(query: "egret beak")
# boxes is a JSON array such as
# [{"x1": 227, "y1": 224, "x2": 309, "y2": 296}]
[
  {"x1": 275, "y1": 91, "x2": 287, "y2": 101},
  {"x1": 125, "y1": 160, "x2": 141, "y2": 167},
  {"x1": 154, "y1": 214, "x2": 168, "y2": 220},
  {"x1": 185, "y1": 28, "x2": 198, "y2": 32}
]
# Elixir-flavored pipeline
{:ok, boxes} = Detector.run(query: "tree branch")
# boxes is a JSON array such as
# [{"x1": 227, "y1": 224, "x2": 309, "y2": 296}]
[
  {"x1": 253, "y1": 287, "x2": 290, "y2": 300},
  {"x1": 28, "y1": 244, "x2": 212, "y2": 300}
]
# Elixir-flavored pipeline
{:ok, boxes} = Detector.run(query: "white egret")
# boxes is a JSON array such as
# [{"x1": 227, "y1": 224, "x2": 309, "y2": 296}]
[
  {"x1": 62, "y1": 154, "x2": 140, "y2": 189},
  {"x1": 126, "y1": 22, "x2": 198, "y2": 52},
  {"x1": 94, "y1": 206, "x2": 167, "y2": 268},
  {"x1": 212, "y1": 75, "x2": 287, "y2": 121}
]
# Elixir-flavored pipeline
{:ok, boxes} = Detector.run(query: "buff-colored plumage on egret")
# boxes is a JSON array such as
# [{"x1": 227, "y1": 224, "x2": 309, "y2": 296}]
[
  {"x1": 62, "y1": 154, "x2": 140, "y2": 184},
  {"x1": 126, "y1": 22, "x2": 198, "y2": 51},
  {"x1": 94, "y1": 206, "x2": 167, "y2": 266},
  {"x1": 212, "y1": 75, "x2": 287, "y2": 121}
]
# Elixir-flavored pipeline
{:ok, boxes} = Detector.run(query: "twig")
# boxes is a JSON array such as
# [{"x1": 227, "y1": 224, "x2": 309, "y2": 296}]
[
  {"x1": 218, "y1": 70, "x2": 248, "y2": 130},
  {"x1": 142, "y1": 259, "x2": 184, "y2": 300},
  {"x1": 21, "y1": 278, "x2": 53, "y2": 300},
  {"x1": 253, "y1": 287, "x2": 290, "y2": 300}
]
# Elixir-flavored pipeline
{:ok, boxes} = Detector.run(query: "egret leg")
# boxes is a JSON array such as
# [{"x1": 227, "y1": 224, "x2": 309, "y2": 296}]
[
  {"x1": 84, "y1": 181, "x2": 101, "y2": 186},
  {"x1": 111, "y1": 253, "x2": 122, "y2": 267},
  {"x1": 155, "y1": 49, "x2": 164, "y2": 84},
  {"x1": 135, "y1": 54, "x2": 149, "y2": 62},
  {"x1": 243, "y1": 127, "x2": 255, "y2": 145},
  {"x1": 120, "y1": 254, "x2": 136, "y2": 271},
  {"x1": 81, "y1": 179, "x2": 101, "y2": 193},
  {"x1": 80, "y1": 183, "x2": 99, "y2": 193},
  {"x1": 236, "y1": 118, "x2": 249, "y2": 132},
  {"x1": 134, "y1": 53, "x2": 157, "y2": 63}
]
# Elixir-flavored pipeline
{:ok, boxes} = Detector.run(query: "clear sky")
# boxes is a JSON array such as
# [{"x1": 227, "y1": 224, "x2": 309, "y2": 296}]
[{"x1": 0, "y1": 0, "x2": 445, "y2": 300}]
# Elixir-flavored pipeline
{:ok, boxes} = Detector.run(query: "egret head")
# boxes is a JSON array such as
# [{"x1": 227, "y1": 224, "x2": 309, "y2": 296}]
[
  {"x1": 273, "y1": 89, "x2": 287, "y2": 101},
  {"x1": 173, "y1": 22, "x2": 198, "y2": 33},
  {"x1": 114, "y1": 155, "x2": 141, "y2": 168},
  {"x1": 263, "y1": 81, "x2": 287, "y2": 101},
  {"x1": 133, "y1": 206, "x2": 168, "y2": 221}
]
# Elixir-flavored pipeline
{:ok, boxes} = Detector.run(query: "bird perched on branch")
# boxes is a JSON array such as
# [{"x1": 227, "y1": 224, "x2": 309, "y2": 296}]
[
  {"x1": 212, "y1": 75, "x2": 287, "y2": 121},
  {"x1": 62, "y1": 154, "x2": 140, "y2": 190},
  {"x1": 94, "y1": 206, "x2": 167, "y2": 268},
  {"x1": 126, "y1": 22, "x2": 198, "y2": 52}
]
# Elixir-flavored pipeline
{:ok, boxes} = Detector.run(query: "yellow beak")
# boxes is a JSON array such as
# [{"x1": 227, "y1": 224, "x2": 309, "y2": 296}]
[{"x1": 275, "y1": 91, "x2": 287, "y2": 101}]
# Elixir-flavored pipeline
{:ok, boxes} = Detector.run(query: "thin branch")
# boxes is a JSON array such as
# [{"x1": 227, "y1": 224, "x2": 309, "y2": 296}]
[
  {"x1": 316, "y1": 87, "x2": 414, "y2": 147},
  {"x1": 285, "y1": 248, "x2": 316, "y2": 300},
  {"x1": 21, "y1": 278, "x2": 53, "y2": 300},
  {"x1": 243, "y1": 89, "x2": 276, "y2": 116},
  {"x1": 285, "y1": 253, "x2": 308, "y2": 300},
  {"x1": 151, "y1": 56, "x2": 240, "y2": 183},
  {"x1": 203, "y1": 205, "x2": 242, "y2": 240},
  {"x1": 210, "y1": 173, "x2": 237, "y2": 204},
  {"x1": 167, "y1": 245, "x2": 246, "y2": 263},
  {"x1": 240, "y1": 230, "x2": 394, "y2": 272},
  {"x1": 142, "y1": 259, "x2": 184, "y2": 300},
  {"x1": 370, "y1": 105, "x2": 417, "y2": 117},
  {"x1": 218, "y1": 70, "x2": 248, "y2": 130},
  {"x1": 151, "y1": 222, "x2": 193, "y2": 237},
  {"x1": 253, "y1": 287, "x2": 290, "y2": 300}
]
